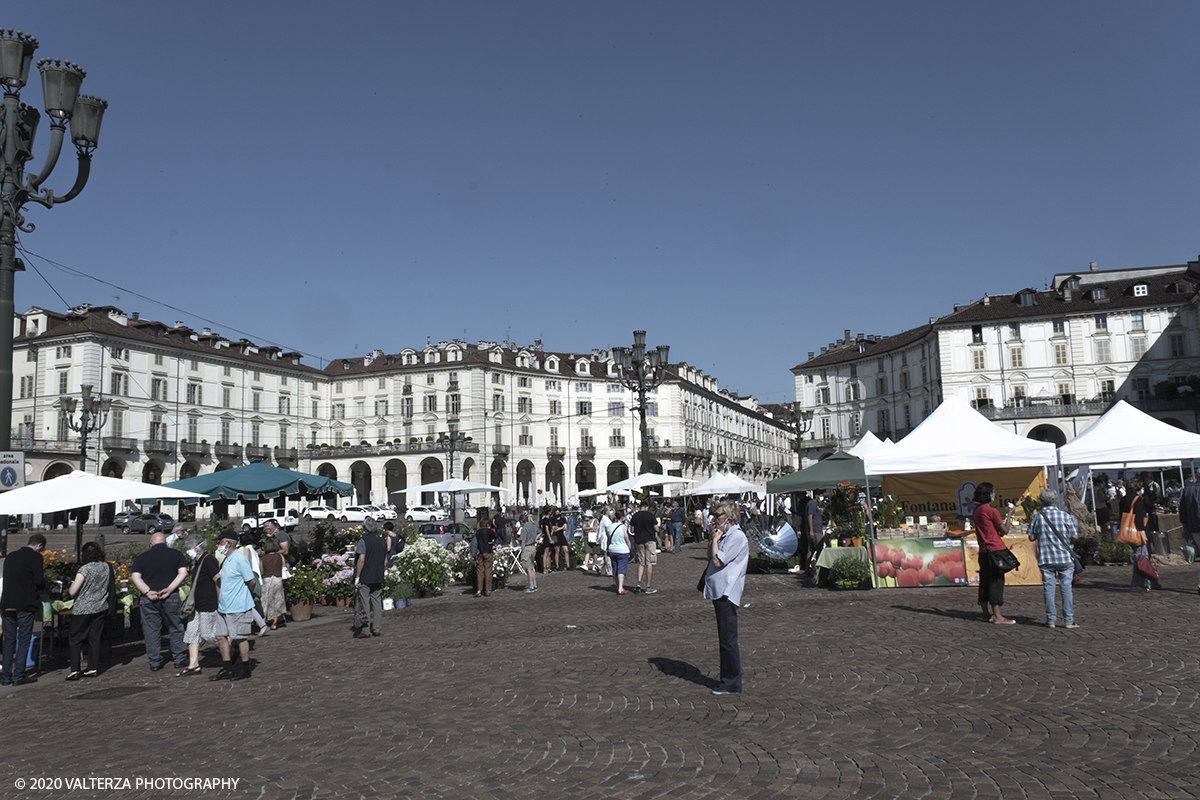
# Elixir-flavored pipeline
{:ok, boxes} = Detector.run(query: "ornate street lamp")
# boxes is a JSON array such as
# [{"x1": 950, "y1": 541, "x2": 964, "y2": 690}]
[
  {"x1": 788, "y1": 403, "x2": 814, "y2": 467},
  {"x1": 613, "y1": 330, "x2": 671, "y2": 475},
  {"x1": 60, "y1": 383, "x2": 111, "y2": 556},
  {"x1": 0, "y1": 28, "x2": 107, "y2": 452}
]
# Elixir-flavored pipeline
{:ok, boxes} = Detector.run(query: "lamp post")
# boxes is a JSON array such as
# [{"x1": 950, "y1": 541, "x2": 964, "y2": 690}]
[
  {"x1": 60, "y1": 383, "x2": 110, "y2": 556},
  {"x1": 0, "y1": 28, "x2": 107, "y2": 451},
  {"x1": 788, "y1": 403, "x2": 813, "y2": 469},
  {"x1": 613, "y1": 330, "x2": 671, "y2": 475}
]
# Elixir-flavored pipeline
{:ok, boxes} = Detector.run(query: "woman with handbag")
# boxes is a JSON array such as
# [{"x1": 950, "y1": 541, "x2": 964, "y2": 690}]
[
  {"x1": 973, "y1": 482, "x2": 1017, "y2": 625},
  {"x1": 1119, "y1": 479, "x2": 1155, "y2": 591},
  {"x1": 177, "y1": 534, "x2": 220, "y2": 678}
]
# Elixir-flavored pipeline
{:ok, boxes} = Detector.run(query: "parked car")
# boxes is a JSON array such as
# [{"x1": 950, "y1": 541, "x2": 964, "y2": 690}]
[
  {"x1": 419, "y1": 522, "x2": 474, "y2": 549},
  {"x1": 440, "y1": 505, "x2": 477, "y2": 519},
  {"x1": 114, "y1": 510, "x2": 137, "y2": 528},
  {"x1": 339, "y1": 506, "x2": 375, "y2": 523},
  {"x1": 406, "y1": 504, "x2": 448, "y2": 522},
  {"x1": 122, "y1": 512, "x2": 175, "y2": 535},
  {"x1": 242, "y1": 508, "x2": 299, "y2": 532},
  {"x1": 301, "y1": 505, "x2": 338, "y2": 521},
  {"x1": 363, "y1": 504, "x2": 397, "y2": 520}
]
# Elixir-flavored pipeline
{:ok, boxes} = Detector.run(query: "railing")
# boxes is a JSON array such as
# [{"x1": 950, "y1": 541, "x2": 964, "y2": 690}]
[
  {"x1": 979, "y1": 401, "x2": 1110, "y2": 421},
  {"x1": 797, "y1": 437, "x2": 840, "y2": 450},
  {"x1": 492, "y1": 444, "x2": 510, "y2": 456},
  {"x1": 144, "y1": 439, "x2": 176, "y2": 455},
  {"x1": 180, "y1": 440, "x2": 210, "y2": 457},
  {"x1": 102, "y1": 437, "x2": 137, "y2": 452},
  {"x1": 577, "y1": 446, "x2": 596, "y2": 459},
  {"x1": 546, "y1": 446, "x2": 566, "y2": 459},
  {"x1": 246, "y1": 444, "x2": 272, "y2": 460},
  {"x1": 214, "y1": 443, "x2": 242, "y2": 458},
  {"x1": 274, "y1": 447, "x2": 298, "y2": 461}
]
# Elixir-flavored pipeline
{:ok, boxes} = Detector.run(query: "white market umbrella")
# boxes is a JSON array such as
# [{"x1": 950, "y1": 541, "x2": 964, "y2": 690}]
[
  {"x1": 0, "y1": 470, "x2": 207, "y2": 516},
  {"x1": 394, "y1": 478, "x2": 510, "y2": 495},
  {"x1": 606, "y1": 473, "x2": 694, "y2": 493},
  {"x1": 684, "y1": 472, "x2": 765, "y2": 497}
]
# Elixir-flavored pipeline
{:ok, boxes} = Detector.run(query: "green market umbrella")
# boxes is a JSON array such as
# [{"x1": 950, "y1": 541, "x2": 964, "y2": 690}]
[
  {"x1": 154, "y1": 462, "x2": 354, "y2": 504},
  {"x1": 765, "y1": 451, "x2": 881, "y2": 495}
]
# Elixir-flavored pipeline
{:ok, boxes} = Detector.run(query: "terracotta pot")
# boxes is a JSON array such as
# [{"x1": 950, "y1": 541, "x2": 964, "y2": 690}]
[
  {"x1": 335, "y1": 596, "x2": 350, "y2": 607},
  {"x1": 289, "y1": 602, "x2": 313, "y2": 622}
]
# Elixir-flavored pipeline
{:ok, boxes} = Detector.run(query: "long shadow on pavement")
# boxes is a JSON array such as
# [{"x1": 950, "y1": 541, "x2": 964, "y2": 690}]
[{"x1": 648, "y1": 657, "x2": 717, "y2": 689}]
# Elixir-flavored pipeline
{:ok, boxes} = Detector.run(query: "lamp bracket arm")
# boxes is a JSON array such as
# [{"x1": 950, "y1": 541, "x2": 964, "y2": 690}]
[
  {"x1": 49, "y1": 151, "x2": 92, "y2": 204},
  {"x1": 24, "y1": 123, "x2": 65, "y2": 191}
]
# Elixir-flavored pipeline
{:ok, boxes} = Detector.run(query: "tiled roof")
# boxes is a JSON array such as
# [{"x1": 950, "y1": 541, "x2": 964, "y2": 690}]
[{"x1": 793, "y1": 324, "x2": 935, "y2": 371}]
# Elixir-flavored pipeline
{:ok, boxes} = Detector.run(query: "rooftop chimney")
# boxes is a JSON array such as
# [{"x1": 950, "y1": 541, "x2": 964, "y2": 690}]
[
  {"x1": 1090, "y1": 261, "x2": 1098, "y2": 272},
  {"x1": 983, "y1": 294, "x2": 990, "y2": 306},
  {"x1": 131, "y1": 312, "x2": 139, "y2": 321}
]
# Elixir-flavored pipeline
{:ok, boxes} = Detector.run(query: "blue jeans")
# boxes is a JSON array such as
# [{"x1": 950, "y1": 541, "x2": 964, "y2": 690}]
[
  {"x1": 671, "y1": 522, "x2": 683, "y2": 552},
  {"x1": 140, "y1": 593, "x2": 186, "y2": 668},
  {"x1": 1039, "y1": 564, "x2": 1074, "y2": 625},
  {"x1": 2, "y1": 609, "x2": 36, "y2": 683}
]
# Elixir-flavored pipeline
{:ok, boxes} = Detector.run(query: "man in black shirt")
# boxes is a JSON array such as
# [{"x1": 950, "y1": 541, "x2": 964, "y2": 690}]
[
  {"x1": 630, "y1": 500, "x2": 660, "y2": 594},
  {"x1": 131, "y1": 532, "x2": 189, "y2": 671},
  {"x1": 1, "y1": 533, "x2": 46, "y2": 685}
]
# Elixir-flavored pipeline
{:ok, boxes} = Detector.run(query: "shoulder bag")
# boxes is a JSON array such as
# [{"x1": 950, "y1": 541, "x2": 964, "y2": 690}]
[
  {"x1": 1116, "y1": 509, "x2": 1146, "y2": 547},
  {"x1": 988, "y1": 548, "x2": 1021, "y2": 574},
  {"x1": 180, "y1": 555, "x2": 204, "y2": 618},
  {"x1": 1038, "y1": 511, "x2": 1084, "y2": 573}
]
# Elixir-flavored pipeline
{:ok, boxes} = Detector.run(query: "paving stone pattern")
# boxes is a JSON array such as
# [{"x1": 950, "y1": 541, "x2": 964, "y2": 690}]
[{"x1": 3, "y1": 545, "x2": 1199, "y2": 799}]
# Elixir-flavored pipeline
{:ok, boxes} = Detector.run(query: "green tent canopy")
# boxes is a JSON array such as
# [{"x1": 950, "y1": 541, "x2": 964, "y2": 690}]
[
  {"x1": 153, "y1": 462, "x2": 355, "y2": 504},
  {"x1": 765, "y1": 451, "x2": 881, "y2": 494}
]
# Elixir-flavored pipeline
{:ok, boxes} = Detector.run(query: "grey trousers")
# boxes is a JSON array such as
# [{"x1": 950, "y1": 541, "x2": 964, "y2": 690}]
[{"x1": 354, "y1": 582, "x2": 383, "y2": 634}]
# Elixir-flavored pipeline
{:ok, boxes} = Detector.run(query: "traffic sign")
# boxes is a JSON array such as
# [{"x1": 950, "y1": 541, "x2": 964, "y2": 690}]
[{"x1": 0, "y1": 451, "x2": 26, "y2": 490}]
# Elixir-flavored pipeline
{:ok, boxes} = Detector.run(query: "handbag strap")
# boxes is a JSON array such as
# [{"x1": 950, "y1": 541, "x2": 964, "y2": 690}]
[{"x1": 1037, "y1": 510, "x2": 1074, "y2": 551}]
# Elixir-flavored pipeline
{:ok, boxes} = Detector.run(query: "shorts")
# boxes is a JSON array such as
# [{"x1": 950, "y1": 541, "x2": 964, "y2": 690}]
[
  {"x1": 609, "y1": 552, "x2": 629, "y2": 575},
  {"x1": 636, "y1": 541, "x2": 658, "y2": 566},
  {"x1": 214, "y1": 610, "x2": 255, "y2": 640},
  {"x1": 552, "y1": 531, "x2": 569, "y2": 547},
  {"x1": 585, "y1": 540, "x2": 604, "y2": 556}
]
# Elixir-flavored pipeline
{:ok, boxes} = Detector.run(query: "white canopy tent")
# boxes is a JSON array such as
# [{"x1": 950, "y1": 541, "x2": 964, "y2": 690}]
[
  {"x1": 1057, "y1": 400, "x2": 1200, "y2": 467},
  {"x1": 847, "y1": 431, "x2": 893, "y2": 459},
  {"x1": 864, "y1": 396, "x2": 1056, "y2": 475},
  {"x1": 683, "y1": 472, "x2": 766, "y2": 497},
  {"x1": 605, "y1": 473, "x2": 694, "y2": 493}
]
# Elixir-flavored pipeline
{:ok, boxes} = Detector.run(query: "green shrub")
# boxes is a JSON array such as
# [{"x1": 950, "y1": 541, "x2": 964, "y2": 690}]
[
  {"x1": 1097, "y1": 535, "x2": 1132, "y2": 564},
  {"x1": 831, "y1": 555, "x2": 872, "y2": 589}
]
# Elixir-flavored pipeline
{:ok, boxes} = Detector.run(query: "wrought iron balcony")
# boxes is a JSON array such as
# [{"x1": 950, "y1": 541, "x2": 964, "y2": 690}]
[
  {"x1": 274, "y1": 447, "x2": 298, "y2": 461},
  {"x1": 214, "y1": 443, "x2": 242, "y2": 458},
  {"x1": 978, "y1": 401, "x2": 1111, "y2": 422},
  {"x1": 102, "y1": 437, "x2": 137, "y2": 452},
  {"x1": 180, "y1": 440, "x2": 210, "y2": 457},
  {"x1": 246, "y1": 444, "x2": 272, "y2": 460},
  {"x1": 577, "y1": 446, "x2": 596, "y2": 459},
  {"x1": 492, "y1": 444, "x2": 510, "y2": 456},
  {"x1": 546, "y1": 446, "x2": 566, "y2": 459},
  {"x1": 144, "y1": 439, "x2": 175, "y2": 455}
]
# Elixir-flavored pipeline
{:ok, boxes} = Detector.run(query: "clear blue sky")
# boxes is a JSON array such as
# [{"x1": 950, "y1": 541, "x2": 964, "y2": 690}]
[{"x1": 7, "y1": 2, "x2": 1200, "y2": 404}]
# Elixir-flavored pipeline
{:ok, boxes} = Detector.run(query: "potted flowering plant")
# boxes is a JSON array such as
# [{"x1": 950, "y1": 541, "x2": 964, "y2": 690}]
[
  {"x1": 284, "y1": 563, "x2": 322, "y2": 621},
  {"x1": 382, "y1": 565, "x2": 416, "y2": 609},
  {"x1": 313, "y1": 552, "x2": 356, "y2": 604},
  {"x1": 394, "y1": 538, "x2": 454, "y2": 596},
  {"x1": 448, "y1": 540, "x2": 475, "y2": 585}
]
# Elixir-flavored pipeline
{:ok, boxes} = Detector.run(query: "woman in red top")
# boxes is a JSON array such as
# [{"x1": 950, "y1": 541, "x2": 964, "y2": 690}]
[{"x1": 973, "y1": 482, "x2": 1016, "y2": 624}]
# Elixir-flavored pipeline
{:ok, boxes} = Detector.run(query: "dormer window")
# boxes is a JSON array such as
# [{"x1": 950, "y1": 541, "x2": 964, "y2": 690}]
[
  {"x1": 490, "y1": 350, "x2": 502, "y2": 363},
  {"x1": 577, "y1": 360, "x2": 589, "y2": 374},
  {"x1": 1015, "y1": 289, "x2": 1036, "y2": 307},
  {"x1": 1064, "y1": 276, "x2": 1081, "y2": 291},
  {"x1": 546, "y1": 357, "x2": 558, "y2": 372},
  {"x1": 1090, "y1": 287, "x2": 1107, "y2": 301},
  {"x1": 1132, "y1": 284, "x2": 1148, "y2": 297}
]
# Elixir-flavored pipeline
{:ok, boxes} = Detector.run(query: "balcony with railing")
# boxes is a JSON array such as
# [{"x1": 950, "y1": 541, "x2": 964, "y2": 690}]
[
  {"x1": 546, "y1": 446, "x2": 566, "y2": 459},
  {"x1": 274, "y1": 447, "x2": 299, "y2": 462},
  {"x1": 577, "y1": 446, "x2": 596, "y2": 459},
  {"x1": 492, "y1": 444, "x2": 510, "y2": 457},
  {"x1": 144, "y1": 439, "x2": 176, "y2": 455},
  {"x1": 214, "y1": 442, "x2": 242, "y2": 459},
  {"x1": 102, "y1": 437, "x2": 137, "y2": 452},
  {"x1": 246, "y1": 444, "x2": 272, "y2": 460},
  {"x1": 978, "y1": 398, "x2": 1111, "y2": 422},
  {"x1": 180, "y1": 440, "x2": 210, "y2": 457}
]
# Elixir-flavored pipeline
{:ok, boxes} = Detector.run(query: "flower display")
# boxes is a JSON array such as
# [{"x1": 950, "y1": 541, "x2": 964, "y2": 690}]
[
  {"x1": 313, "y1": 552, "x2": 356, "y2": 599},
  {"x1": 393, "y1": 537, "x2": 454, "y2": 593}
]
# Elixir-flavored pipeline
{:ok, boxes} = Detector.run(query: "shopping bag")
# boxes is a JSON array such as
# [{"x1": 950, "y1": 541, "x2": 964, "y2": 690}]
[
  {"x1": 1135, "y1": 554, "x2": 1160, "y2": 582},
  {"x1": 1115, "y1": 511, "x2": 1146, "y2": 547}
]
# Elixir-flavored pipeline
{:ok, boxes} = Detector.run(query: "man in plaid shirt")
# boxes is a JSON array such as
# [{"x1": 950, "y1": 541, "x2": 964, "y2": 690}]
[{"x1": 1027, "y1": 488, "x2": 1079, "y2": 629}]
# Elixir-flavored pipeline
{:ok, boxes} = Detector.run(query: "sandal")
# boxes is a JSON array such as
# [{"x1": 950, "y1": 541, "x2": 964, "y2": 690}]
[
  {"x1": 176, "y1": 666, "x2": 202, "y2": 677},
  {"x1": 992, "y1": 618, "x2": 1016, "y2": 625}
]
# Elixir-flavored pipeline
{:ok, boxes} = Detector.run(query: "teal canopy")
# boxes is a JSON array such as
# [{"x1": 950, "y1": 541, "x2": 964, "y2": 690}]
[
  {"x1": 154, "y1": 462, "x2": 354, "y2": 504},
  {"x1": 765, "y1": 451, "x2": 881, "y2": 494}
]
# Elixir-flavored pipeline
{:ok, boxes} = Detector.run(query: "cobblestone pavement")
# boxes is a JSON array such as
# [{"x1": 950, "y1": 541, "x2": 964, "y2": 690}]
[{"x1": 3, "y1": 544, "x2": 1200, "y2": 799}]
